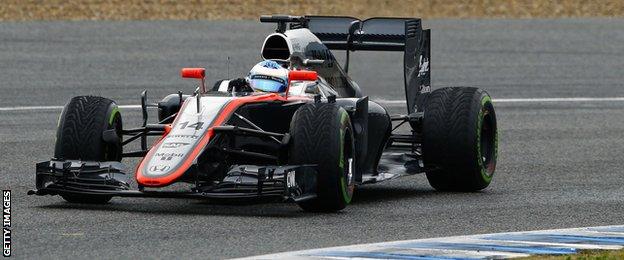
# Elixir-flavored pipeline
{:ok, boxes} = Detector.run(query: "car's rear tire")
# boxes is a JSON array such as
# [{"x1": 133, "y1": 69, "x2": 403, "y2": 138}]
[
  {"x1": 422, "y1": 87, "x2": 498, "y2": 191},
  {"x1": 289, "y1": 103, "x2": 355, "y2": 212},
  {"x1": 54, "y1": 96, "x2": 123, "y2": 204}
]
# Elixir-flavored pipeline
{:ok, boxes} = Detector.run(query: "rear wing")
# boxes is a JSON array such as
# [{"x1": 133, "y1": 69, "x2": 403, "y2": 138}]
[{"x1": 260, "y1": 15, "x2": 431, "y2": 114}]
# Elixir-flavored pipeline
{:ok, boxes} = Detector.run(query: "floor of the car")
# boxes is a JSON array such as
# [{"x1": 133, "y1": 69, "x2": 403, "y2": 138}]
[{"x1": 361, "y1": 149, "x2": 424, "y2": 184}]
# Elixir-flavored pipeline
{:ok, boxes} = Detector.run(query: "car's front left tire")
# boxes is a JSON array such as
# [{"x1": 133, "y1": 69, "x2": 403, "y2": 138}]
[{"x1": 289, "y1": 103, "x2": 355, "y2": 212}]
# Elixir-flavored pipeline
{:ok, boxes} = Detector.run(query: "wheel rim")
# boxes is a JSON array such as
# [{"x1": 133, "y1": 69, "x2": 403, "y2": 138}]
[
  {"x1": 105, "y1": 113, "x2": 123, "y2": 161},
  {"x1": 480, "y1": 108, "x2": 495, "y2": 176},
  {"x1": 342, "y1": 131, "x2": 355, "y2": 201},
  {"x1": 346, "y1": 158, "x2": 354, "y2": 187}
]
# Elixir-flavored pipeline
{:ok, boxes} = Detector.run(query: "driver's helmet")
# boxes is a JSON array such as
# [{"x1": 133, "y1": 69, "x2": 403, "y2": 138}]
[{"x1": 247, "y1": 60, "x2": 289, "y2": 93}]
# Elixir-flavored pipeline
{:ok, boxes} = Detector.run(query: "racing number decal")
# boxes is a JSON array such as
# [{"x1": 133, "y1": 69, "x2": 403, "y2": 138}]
[
  {"x1": 178, "y1": 121, "x2": 204, "y2": 130},
  {"x1": 142, "y1": 96, "x2": 233, "y2": 180}
]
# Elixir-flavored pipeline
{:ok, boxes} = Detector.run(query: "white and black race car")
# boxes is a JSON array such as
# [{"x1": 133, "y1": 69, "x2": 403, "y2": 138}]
[{"x1": 30, "y1": 15, "x2": 498, "y2": 212}]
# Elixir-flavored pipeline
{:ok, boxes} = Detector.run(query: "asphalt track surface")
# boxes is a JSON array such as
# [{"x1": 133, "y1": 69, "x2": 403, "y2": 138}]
[{"x1": 1, "y1": 19, "x2": 623, "y2": 259}]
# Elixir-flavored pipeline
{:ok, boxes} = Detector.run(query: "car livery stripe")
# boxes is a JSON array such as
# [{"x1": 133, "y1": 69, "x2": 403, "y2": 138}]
[{"x1": 136, "y1": 93, "x2": 296, "y2": 187}]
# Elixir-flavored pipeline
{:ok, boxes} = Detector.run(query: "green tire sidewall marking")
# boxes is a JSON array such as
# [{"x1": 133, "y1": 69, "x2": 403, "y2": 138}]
[
  {"x1": 340, "y1": 177, "x2": 351, "y2": 204},
  {"x1": 55, "y1": 106, "x2": 66, "y2": 144},
  {"x1": 105, "y1": 105, "x2": 120, "y2": 160},
  {"x1": 338, "y1": 110, "x2": 352, "y2": 204},
  {"x1": 57, "y1": 111, "x2": 63, "y2": 128},
  {"x1": 109, "y1": 106, "x2": 119, "y2": 125},
  {"x1": 489, "y1": 96, "x2": 499, "y2": 180},
  {"x1": 338, "y1": 110, "x2": 347, "y2": 169},
  {"x1": 476, "y1": 95, "x2": 495, "y2": 183}
]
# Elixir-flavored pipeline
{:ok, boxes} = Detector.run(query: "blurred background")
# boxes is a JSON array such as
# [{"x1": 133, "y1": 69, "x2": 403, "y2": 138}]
[{"x1": 2, "y1": 0, "x2": 623, "y2": 21}]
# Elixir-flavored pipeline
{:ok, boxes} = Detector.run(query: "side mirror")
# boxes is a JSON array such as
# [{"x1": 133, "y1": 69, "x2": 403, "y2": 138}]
[
  {"x1": 181, "y1": 68, "x2": 206, "y2": 79},
  {"x1": 181, "y1": 68, "x2": 206, "y2": 111},
  {"x1": 288, "y1": 70, "x2": 318, "y2": 81}
]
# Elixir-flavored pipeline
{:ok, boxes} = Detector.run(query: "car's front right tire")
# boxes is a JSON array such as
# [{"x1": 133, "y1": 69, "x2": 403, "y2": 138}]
[{"x1": 54, "y1": 96, "x2": 123, "y2": 204}]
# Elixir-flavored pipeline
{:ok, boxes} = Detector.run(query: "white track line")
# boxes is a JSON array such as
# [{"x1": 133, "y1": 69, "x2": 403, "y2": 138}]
[
  {"x1": 496, "y1": 97, "x2": 624, "y2": 102},
  {"x1": 377, "y1": 97, "x2": 624, "y2": 105},
  {"x1": 1, "y1": 97, "x2": 624, "y2": 112},
  {"x1": 0, "y1": 105, "x2": 64, "y2": 111},
  {"x1": 0, "y1": 104, "x2": 140, "y2": 111}
]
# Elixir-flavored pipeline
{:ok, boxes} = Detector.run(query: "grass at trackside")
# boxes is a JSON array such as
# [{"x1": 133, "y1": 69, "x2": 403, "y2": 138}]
[
  {"x1": 518, "y1": 248, "x2": 624, "y2": 260},
  {"x1": 1, "y1": 0, "x2": 623, "y2": 21}
]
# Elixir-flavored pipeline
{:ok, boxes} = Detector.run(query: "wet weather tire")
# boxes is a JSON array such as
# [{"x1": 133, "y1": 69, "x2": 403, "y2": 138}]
[
  {"x1": 422, "y1": 87, "x2": 498, "y2": 191},
  {"x1": 289, "y1": 103, "x2": 355, "y2": 212},
  {"x1": 54, "y1": 96, "x2": 123, "y2": 204}
]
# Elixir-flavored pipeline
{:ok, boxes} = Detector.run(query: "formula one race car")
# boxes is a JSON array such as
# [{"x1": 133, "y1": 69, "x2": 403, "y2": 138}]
[{"x1": 29, "y1": 15, "x2": 498, "y2": 212}]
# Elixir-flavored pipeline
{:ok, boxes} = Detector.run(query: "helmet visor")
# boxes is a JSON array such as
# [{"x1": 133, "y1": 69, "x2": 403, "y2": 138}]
[{"x1": 249, "y1": 75, "x2": 287, "y2": 92}]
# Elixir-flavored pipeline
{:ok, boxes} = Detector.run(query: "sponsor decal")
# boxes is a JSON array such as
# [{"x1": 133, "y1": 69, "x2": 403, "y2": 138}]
[
  {"x1": 418, "y1": 54, "x2": 429, "y2": 77},
  {"x1": 418, "y1": 55, "x2": 431, "y2": 93},
  {"x1": 3, "y1": 190, "x2": 10, "y2": 257},
  {"x1": 250, "y1": 74, "x2": 286, "y2": 84},
  {"x1": 259, "y1": 60, "x2": 282, "y2": 69},
  {"x1": 154, "y1": 152, "x2": 184, "y2": 161},
  {"x1": 167, "y1": 134, "x2": 199, "y2": 139},
  {"x1": 286, "y1": 172, "x2": 296, "y2": 188},
  {"x1": 305, "y1": 49, "x2": 335, "y2": 67},
  {"x1": 161, "y1": 142, "x2": 189, "y2": 149},
  {"x1": 149, "y1": 165, "x2": 171, "y2": 172}
]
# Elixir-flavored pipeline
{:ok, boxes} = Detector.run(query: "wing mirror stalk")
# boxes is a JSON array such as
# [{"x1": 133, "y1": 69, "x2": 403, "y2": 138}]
[{"x1": 181, "y1": 68, "x2": 206, "y2": 113}]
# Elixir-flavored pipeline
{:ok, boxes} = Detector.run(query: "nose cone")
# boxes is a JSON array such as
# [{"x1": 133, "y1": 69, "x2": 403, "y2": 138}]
[{"x1": 136, "y1": 96, "x2": 231, "y2": 187}]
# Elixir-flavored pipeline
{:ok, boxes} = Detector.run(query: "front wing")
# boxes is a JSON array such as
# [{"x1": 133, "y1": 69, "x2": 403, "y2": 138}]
[{"x1": 29, "y1": 160, "x2": 318, "y2": 202}]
